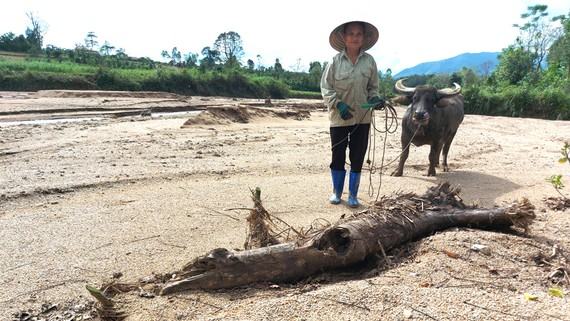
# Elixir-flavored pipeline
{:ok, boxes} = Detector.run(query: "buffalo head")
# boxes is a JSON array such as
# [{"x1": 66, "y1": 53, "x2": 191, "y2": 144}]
[{"x1": 395, "y1": 79, "x2": 461, "y2": 126}]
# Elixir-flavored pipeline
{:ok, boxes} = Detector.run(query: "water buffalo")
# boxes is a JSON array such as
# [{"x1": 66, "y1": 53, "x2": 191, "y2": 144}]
[{"x1": 391, "y1": 79, "x2": 464, "y2": 177}]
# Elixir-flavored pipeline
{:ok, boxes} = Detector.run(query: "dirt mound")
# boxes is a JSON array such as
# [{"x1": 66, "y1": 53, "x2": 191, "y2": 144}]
[
  {"x1": 181, "y1": 106, "x2": 310, "y2": 127},
  {"x1": 35, "y1": 90, "x2": 185, "y2": 99}
]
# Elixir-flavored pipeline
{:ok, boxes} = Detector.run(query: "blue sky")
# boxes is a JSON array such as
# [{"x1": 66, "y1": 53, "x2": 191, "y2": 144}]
[{"x1": 1, "y1": 0, "x2": 568, "y2": 73}]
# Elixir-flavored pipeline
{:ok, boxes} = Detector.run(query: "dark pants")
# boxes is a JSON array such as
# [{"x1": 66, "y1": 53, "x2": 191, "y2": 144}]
[{"x1": 330, "y1": 124, "x2": 370, "y2": 173}]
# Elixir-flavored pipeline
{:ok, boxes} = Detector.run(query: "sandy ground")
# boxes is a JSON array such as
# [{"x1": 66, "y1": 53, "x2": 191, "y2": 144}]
[{"x1": 1, "y1": 91, "x2": 569, "y2": 321}]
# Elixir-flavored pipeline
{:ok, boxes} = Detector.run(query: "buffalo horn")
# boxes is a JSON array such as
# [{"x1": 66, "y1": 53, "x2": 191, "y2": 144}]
[
  {"x1": 437, "y1": 83, "x2": 462, "y2": 96},
  {"x1": 394, "y1": 79, "x2": 416, "y2": 94}
]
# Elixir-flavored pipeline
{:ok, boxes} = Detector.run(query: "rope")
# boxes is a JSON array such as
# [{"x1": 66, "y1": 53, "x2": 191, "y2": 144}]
[
  {"x1": 329, "y1": 102, "x2": 421, "y2": 202},
  {"x1": 367, "y1": 106, "x2": 421, "y2": 202},
  {"x1": 366, "y1": 103, "x2": 397, "y2": 202}
]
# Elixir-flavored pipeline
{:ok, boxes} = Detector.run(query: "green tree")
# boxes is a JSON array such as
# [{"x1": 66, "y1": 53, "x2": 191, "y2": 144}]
[
  {"x1": 161, "y1": 50, "x2": 170, "y2": 60},
  {"x1": 84, "y1": 32, "x2": 98, "y2": 51},
  {"x1": 513, "y1": 4, "x2": 561, "y2": 73},
  {"x1": 0, "y1": 32, "x2": 31, "y2": 52},
  {"x1": 458, "y1": 67, "x2": 479, "y2": 87},
  {"x1": 494, "y1": 45, "x2": 534, "y2": 85},
  {"x1": 110, "y1": 48, "x2": 128, "y2": 67},
  {"x1": 170, "y1": 47, "x2": 181, "y2": 65},
  {"x1": 99, "y1": 41, "x2": 115, "y2": 56},
  {"x1": 213, "y1": 31, "x2": 244, "y2": 65},
  {"x1": 72, "y1": 44, "x2": 100, "y2": 64},
  {"x1": 308, "y1": 61, "x2": 322, "y2": 74},
  {"x1": 184, "y1": 52, "x2": 198, "y2": 67},
  {"x1": 247, "y1": 59, "x2": 255, "y2": 71},
  {"x1": 24, "y1": 12, "x2": 45, "y2": 53},
  {"x1": 116, "y1": 48, "x2": 127, "y2": 59},
  {"x1": 0, "y1": 32, "x2": 16, "y2": 50},
  {"x1": 45, "y1": 45, "x2": 64, "y2": 62},
  {"x1": 427, "y1": 73, "x2": 451, "y2": 88},
  {"x1": 161, "y1": 47, "x2": 182, "y2": 65},
  {"x1": 548, "y1": 12, "x2": 570, "y2": 77},
  {"x1": 225, "y1": 56, "x2": 240, "y2": 69},
  {"x1": 200, "y1": 46, "x2": 221, "y2": 69},
  {"x1": 274, "y1": 58, "x2": 284, "y2": 73}
]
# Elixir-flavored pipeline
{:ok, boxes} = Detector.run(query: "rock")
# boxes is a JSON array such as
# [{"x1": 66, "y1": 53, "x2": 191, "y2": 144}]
[{"x1": 470, "y1": 244, "x2": 491, "y2": 256}]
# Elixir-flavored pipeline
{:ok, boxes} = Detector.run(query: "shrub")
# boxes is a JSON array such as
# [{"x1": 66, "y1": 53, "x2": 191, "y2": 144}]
[
  {"x1": 94, "y1": 68, "x2": 141, "y2": 91},
  {"x1": 289, "y1": 90, "x2": 322, "y2": 99},
  {"x1": 536, "y1": 87, "x2": 570, "y2": 119},
  {"x1": 0, "y1": 71, "x2": 95, "y2": 91},
  {"x1": 463, "y1": 84, "x2": 570, "y2": 120}
]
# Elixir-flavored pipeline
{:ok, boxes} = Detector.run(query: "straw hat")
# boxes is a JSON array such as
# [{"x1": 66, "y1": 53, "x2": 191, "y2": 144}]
[{"x1": 329, "y1": 20, "x2": 379, "y2": 52}]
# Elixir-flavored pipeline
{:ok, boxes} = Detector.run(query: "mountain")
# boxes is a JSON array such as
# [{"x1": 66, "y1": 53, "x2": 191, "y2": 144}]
[{"x1": 393, "y1": 52, "x2": 499, "y2": 78}]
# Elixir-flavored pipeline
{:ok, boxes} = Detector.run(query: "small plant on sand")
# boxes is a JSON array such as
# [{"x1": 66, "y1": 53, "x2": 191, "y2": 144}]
[
  {"x1": 545, "y1": 142, "x2": 570, "y2": 210},
  {"x1": 547, "y1": 142, "x2": 570, "y2": 194}
]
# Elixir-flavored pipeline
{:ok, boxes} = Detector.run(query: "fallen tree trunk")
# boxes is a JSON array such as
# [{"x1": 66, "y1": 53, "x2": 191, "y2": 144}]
[{"x1": 161, "y1": 183, "x2": 535, "y2": 294}]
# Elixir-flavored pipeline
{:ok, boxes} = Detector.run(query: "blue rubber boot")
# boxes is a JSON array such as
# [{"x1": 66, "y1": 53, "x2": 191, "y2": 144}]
[
  {"x1": 329, "y1": 169, "x2": 346, "y2": 204},
  {"x1": 347, "y1": 171, "x2": 361, "y2": 208}
]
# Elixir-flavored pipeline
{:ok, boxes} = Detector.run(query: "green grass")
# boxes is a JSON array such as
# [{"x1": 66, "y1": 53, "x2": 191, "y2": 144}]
[
  {"x1": 0, "y1": 51, "x2": 28, "y2": 59},
  {"x1": 113, "y1": 68, "x2": 160, "y2": 81},
  {"x1": 289, "y1": 90, "x2": 322, "y2": 99},
  {"x1": 0, "y1": 57, "x2": 292, "y2": 99},
  {"x1": 0, "y1": 59, "x2": 97, "y2": 75}
]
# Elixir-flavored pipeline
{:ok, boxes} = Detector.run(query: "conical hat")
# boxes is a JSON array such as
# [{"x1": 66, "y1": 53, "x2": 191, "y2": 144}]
[{"x1": 329, "y1": 20, "x2": 379, "y2": 52}]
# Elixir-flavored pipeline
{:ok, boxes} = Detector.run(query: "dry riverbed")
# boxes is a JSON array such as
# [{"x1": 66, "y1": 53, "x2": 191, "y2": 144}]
[{"x1": 1, "y1": 90, "x2": 569, "y2": 321}]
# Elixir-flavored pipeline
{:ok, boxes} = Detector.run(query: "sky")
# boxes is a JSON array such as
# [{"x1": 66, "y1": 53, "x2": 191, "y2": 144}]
[{"x1": 1, "y1": 0, "x2": 569, "y2": 74}]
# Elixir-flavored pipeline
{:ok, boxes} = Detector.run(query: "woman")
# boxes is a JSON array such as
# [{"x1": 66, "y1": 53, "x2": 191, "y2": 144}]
[{"x1": 321, "y1": 20, "x2": 384, "y2": 207}]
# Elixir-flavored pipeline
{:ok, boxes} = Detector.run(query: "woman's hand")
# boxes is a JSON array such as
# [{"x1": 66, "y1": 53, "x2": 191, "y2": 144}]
[
  {"x1": 337, "y1": 101, "x2": 354, "y2": 120},
  {"x1": 361, "y1": 96, "x2": 385, "y2": 110}
]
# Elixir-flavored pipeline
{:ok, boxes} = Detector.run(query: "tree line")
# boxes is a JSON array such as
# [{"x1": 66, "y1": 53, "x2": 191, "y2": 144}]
[
  {"x1": 0, "y1": 6, "x2": 569, "y2": 119},
  {"x1": 0, "y1": 14, "x2": 325, "y2": 97},
  {"x1": 465, "y1": 5, "x2": 569, "y2": 119},
  {"x1": 391, "y1": 5, "x2": 569, "y2": 119}
]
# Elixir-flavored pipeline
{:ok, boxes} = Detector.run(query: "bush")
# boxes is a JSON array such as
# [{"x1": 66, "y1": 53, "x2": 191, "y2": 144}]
[
  {"x1": 251, "y1": 76, "x2": 289, "y2": 99},
  {"x1": 463, "y1": 86, "x2": 502, "y2": 116},
  {"x1": 536, "y1": 87, "x2": 570, "y2": 119},
  {"x1": 94, "y1": 68, "x2": 141, "y2": 91},
  {"x1": 502, "y1": 86, "x2": 532, "y2": 117},
  {"x1": 0, "y1": 71, "x2": 95, "y2": 91},
  {"x1": 289, "y1": 90, "x2": 322, "y2": 99},
  {"x1": 463, "y1": 84, "x2": 570, "y2": 120},
  {"x1": 155, "y1": 69, "x2": 195, "y2": 95}
]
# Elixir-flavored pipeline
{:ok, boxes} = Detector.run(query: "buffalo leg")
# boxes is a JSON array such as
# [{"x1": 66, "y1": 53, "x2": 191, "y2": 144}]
[
  {"x1": 435, "y1": 140, "x2": 444, "y2": 167},
  {"x1": 442, "y1": 131, "x2": 458, "y2": 172},
  {"x1": 391, "y1": 135, "x2": 411, "y2": 177},
  {"x1": 427, "y1": 143, "x2": 440, "y2": 176}
]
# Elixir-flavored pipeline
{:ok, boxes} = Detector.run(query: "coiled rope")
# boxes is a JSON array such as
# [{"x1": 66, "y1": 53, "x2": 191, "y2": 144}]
[{"x1": 330, "y1": 102, "x2": 419, "y2": 203}]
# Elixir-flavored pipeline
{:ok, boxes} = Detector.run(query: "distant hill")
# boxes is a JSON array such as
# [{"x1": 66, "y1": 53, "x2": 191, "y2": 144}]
[{"x1": 393, "y1": 52, "x2": 499, "y2": 78}]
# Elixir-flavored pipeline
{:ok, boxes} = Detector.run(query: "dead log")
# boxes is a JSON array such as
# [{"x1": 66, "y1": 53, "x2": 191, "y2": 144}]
[{"x1": 161, "y1": 183, "x2": 535, "y2": 294}]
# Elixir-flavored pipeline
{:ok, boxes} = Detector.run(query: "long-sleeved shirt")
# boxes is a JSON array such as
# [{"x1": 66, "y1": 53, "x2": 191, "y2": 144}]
[{"x1": 320, "y1": 50, "x2": 379, "y2": 127}]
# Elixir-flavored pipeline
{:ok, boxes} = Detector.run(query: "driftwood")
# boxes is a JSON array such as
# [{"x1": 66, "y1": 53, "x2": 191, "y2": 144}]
[
  {"x1": 243, "y1": 187, "x2": 280, "y2": 249},
  {"x1": 161, "y1": 183, "x2": 535, "y2": 294}
]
